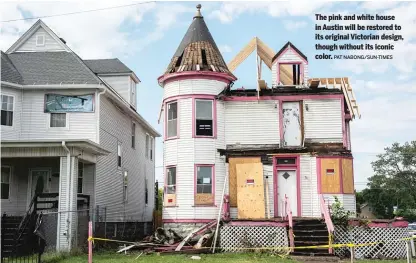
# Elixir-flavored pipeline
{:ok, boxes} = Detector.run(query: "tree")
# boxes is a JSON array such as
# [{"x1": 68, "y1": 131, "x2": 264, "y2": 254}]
[{"x1": 364, "y1": 141, "x2": 416, "y2": 220}]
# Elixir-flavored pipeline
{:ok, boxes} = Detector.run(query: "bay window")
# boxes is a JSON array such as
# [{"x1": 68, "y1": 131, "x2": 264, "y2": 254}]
[{"x1": 195, "y1": 165, "x2": 214, "y2": 205}]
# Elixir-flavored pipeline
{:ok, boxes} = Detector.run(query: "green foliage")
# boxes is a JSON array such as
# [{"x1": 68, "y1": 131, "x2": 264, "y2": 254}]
[
  {"x1": 157, "y1": 188, "x2": 163, "y2": 211},
  {"x1": 362, "y1": 141, "x2": 416, "y2": 220},
  {"x1": 355, "y1": 190, "x2": 365, "y2": 213},
  {"x1": 330, "y1": 196, "x2": 353, "y2": 226}
]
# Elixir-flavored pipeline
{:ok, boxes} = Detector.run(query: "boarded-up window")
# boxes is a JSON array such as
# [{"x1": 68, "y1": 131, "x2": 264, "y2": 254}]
[
  {"x1": 342, "y1": 158, "x2": 354, "y2": 193},
  {"x1": 165, "y1": 167, "x2": 176, "y2": 206},
  {"x1": 279, "y1": 64, "x2": 301, "y2": 85},
  {"x1": 195, "y1": 100, "x2": 213, "y2": 137},
  {"x1": 167, "y1": 102, "x2": 177, "y2": 138},
  {"x1": 195, "y1": 165, "x2": 214, "y2": 205},
  {"x1": 320, "y1": 158, "x2": 341, "y2": 193}
]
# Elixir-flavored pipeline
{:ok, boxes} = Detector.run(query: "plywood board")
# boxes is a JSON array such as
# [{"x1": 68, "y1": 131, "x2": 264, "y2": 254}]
[
  {"x1": 228, "y1": 157, "x2": 261, "y2": 207},
  {"x1": 320, "y1": 158, "x2": 341, "y2": 193},
  {"x1": 164, "y1": 194, "x2": 176, "y2": 206},
  {"x1": 236, "y1": 163, "x2": 265, "y2": 219},
  {"x1": 342, "y1": 159, "x2": 354, "y2": 194},
  {"x1": 195, "y1": 193, "x2": 214, "y2": 205},
  {"x1": 279, "y1": 64, "x2": 293, "y2": 85}
]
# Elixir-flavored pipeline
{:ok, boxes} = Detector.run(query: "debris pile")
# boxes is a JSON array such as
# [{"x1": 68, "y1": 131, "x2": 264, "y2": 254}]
[{"x1": 117, "y1": 220, "x2": 218, "y2": 254}]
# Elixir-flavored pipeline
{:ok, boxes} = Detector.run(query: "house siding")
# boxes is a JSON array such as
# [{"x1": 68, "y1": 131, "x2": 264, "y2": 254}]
[
  {"x1": 272, "y1": 48, "x2": 309, "y2": 86},
  {"x1": 96, "y1": 96, "x2": 154, "y2": 222},
  {"x1": 1, "y1": 86, "x2": 22, "y2": 140},
  {"x1": 300, "y1": 155, "x2": 320, "y2": 217},
  {"x1": 224, "y1": 100, "x2": 280, "y2": 145},
  {"x1": 100, "y1": 76, "x2": 131, "y2": 104},
  {"x1": 17, "y1": 89, "x2": 98, "y2": 142},
  {"x1": 163, "y1": 79, "x2": 227, "y2": 99},
  {"x1": 323, "y1": 194, "x2": 356, "y2": 216},
  {"x1": 16, "y1": 27, "x2": 66, "y2": 52},
  {"x1": 303, "y1": 99, "x2": 343, "y2": 143}
]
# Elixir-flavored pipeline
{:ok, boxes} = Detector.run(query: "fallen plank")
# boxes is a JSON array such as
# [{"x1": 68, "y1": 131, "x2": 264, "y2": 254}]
[
  {"x1": 175, "y1": 220, "x2": 217, "y2": 251},
  {"x1": 160, "y1": 248, "x2": 212, "y2": 255},
  {"x1": 117, "y1": 245, "x2": 136, "y2": 253}
]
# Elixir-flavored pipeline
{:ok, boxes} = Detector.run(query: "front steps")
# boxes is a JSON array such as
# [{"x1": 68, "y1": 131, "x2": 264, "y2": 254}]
[{"x1": 291, "y1": 218, "x2": 332, "y2": 256}]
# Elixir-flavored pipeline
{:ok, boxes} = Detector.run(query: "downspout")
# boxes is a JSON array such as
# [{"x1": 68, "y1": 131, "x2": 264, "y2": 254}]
[
  {"x1": 96, "y1": 87, "x2": 107, "y2": 143},
  {"x1": 62, "y1": 141, "x2": 72, "y2": 250}
]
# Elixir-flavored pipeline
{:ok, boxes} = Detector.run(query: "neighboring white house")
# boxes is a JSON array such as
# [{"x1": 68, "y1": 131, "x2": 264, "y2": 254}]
[
  {"x1": 158, "y1": 5, "x2": 360, "y2": 233},
  {"x1": 1, "y1": 19, "x2": 160, "y2": 252}
]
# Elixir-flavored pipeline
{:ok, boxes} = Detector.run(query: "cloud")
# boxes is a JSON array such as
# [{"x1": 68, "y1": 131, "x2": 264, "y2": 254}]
[
  {"x1": 0, "y1": 1, "x2": 191, "y2": 59},
  {"x1": 209, "y1": 2, "x2": 331, "y2": 24},
  {"x1": 219, "y1": 44, "x2": 232, "y2": 53},
  {"x1": 360, "y1": 1, "x2": 402, "y2": 11},
  {"x1": 283, "y1": 20, "x2": 307, "y2": 31}
]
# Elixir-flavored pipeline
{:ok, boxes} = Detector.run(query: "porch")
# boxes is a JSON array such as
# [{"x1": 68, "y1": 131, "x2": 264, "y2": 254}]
[{"x1": 1, "y1": 140, "x2": 109, "y2": 252}]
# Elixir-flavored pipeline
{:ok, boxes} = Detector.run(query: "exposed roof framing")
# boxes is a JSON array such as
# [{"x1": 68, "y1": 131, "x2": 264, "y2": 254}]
[{"x1": 308, "y1": 77, "x2": 361, "y2": 119}]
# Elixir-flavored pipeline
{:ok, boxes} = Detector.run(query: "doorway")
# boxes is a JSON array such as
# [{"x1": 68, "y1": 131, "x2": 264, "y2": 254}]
[
  {"x1": 28, "y1": 169, "x2": 51, "y2": 207},
  {"x1": 274, "y1": 156, "x2": 299, "y2": 217}
]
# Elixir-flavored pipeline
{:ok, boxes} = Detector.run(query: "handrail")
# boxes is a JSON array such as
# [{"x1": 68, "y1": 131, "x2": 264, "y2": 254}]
[
  {"x1": 16, "y1": 194, "x2": 37, "y2": 242},
  {"x1": 320, "y1": 195, "x2": 334, "y2": 253},
  {"x1": 285, "y1": 195, "x2": 294, "y2": 252}
]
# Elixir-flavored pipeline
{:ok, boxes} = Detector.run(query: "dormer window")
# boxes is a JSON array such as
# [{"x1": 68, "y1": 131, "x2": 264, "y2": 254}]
[
  {"x1": 279, "y1": 63, "x2": 302, "y2": 85},
  {"x1": 36, "y1": 35, "x2": 45, "y2": 46}
]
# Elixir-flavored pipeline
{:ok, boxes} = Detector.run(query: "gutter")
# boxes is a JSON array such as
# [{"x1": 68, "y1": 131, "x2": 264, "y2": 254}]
[
  {"x1": 61, "y1": 141, "x2": 72, "y2": 249},
  {"x1": 0, "y1": 81, "x2": 103, "y2": 90}
]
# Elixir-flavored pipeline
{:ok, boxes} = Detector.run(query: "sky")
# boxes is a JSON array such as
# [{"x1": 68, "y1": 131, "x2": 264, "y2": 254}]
[{"x1": 1, "y1": 1, "x2": 415, "y2": 191}]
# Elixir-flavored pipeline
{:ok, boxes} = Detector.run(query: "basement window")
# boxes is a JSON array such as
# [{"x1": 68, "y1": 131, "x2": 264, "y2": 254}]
[
  {"x1": 195, "y1": 99, "x2": 213, "y2": 137},
  {"x1": 195, "y1": 165, "x2": 214, "y2": 205},
  {"x1": 279, "y1": 63, "x2": 302, "y2": 85}
]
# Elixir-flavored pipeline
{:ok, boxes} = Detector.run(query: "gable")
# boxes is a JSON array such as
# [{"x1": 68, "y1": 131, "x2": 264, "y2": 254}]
[
  {"x1": 15, "y1": 26, "x2": 66, "y2": 52},
  {"x1": 272, "y1": 42, "x2": 308, "y2": 63}
]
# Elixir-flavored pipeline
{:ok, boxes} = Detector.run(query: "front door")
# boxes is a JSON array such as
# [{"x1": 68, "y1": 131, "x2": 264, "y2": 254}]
[
  {"x1": 28, "y1": 169, "x2": 50, "y2": 206},
  {"x1": 277, "y1": 170, "x2": 298, "y2": 217},
  {"x1": 282, "y1": 102, "x2": 302, "y2": 147}
]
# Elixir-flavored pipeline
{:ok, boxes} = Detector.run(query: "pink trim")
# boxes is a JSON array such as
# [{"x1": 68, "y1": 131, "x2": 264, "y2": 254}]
[
  {"x1": 339, "y1": 158, "x2": 344, "y2": 194},
  {"x1": 194, "y1": 164, "x2": 215, "y2": 205},
  {"x1": 273, "y1": 155, "x2": 301, "y2": 217},
  {"x1": 224, "y1": 94, "x2": 343, "y2": 101},
  {"x1": 391, "y1": 221, "x2": 409, "y2": 228},
  {"x1": 163, "y1": 219, "x2": 213, "y2": 223},
  {"x1": 278, "y1": 100, "x2": 283, "y2": 143},
  {"x1": 341, "y1": 99, "x2": 346, "y2": 148},
  {"x1": 317, "y1": 158, "x2": 322, "y2": 194},
  {"x1": 192, "y1": 98, "x2": 217, "y2": 139},
  {"x1": 158, "y1": 71, "x2": 236, "y2": 86},
  {"x1": 273, "y1": 46, "x2": 309, "y2": 64},
  {"x1": 164, "y1": 94, "x2": 217, "y2": 103},
  {"x1": 164, "y1": 100, "x2": 179, "y2": 141},
  {"x1": 227, "y1": 221, "x2": 288, "y2": 227},
  {"x1": 277, "y1": 61, "x2": 304, "y2": 85}
]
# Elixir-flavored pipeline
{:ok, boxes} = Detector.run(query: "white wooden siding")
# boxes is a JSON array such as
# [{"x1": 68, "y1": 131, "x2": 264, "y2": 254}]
[
  {"x1": 16, "y1": 27, "x2": 66, "y2": 52},
  {"x1": 323, "y1": 194, "x2": 356, "y2": 216},
  {"x1": 224, "y1": 100, "x2": 280, "y2": 145},
  {"x1": 0, "y1": 86, "x2": 22, "y2": 140},
  {"x1": 17, "y1": 89, "x2": 98, "y2": 142},
  {"x1": 264, "y1": 165, "x2": 274, "y2": 218},
  {"x1": 101, "y1": 76, "x2": 131, "y2": 104},
  {"x1": 303, "y1": 99, "x2": 343, "y2": 143},
  {"x1": 163, "y1": 79, "x2": 227, "y2": 99},
  {"x1": 96, "y1": 96, "x2": 154, "y2": 222},
  {"x1": 300, "y1": 155, "x2": 320, "y2": 217},
  {"x1": 271, "y1": 48, "x2": 309, "y2": 86}
]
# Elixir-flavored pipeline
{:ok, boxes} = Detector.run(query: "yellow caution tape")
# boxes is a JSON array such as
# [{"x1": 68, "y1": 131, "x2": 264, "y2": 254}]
[{"x1": 87, "y1": 235, "x2": 415, "y2": 251}]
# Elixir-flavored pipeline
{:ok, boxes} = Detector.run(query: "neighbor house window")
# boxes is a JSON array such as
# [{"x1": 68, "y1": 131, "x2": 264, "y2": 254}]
[
  {"x1": 145, "y1": 178, "x2": 148, "y2": 205},
  {"x1": 36, "y1": 35, "x2": 45, "y2": 46},
  {"x1": 123, "y1": 171, "x2": 128, "y2": 202},
  {"x1": 131, "y1": 122, "x2": 136, "y2": 149},
  {"x1": 145, "y1": 134, "x2": 149, "y2": 158},
  {"x1": 166, "y1": 101, "x2": 177, "y2": 138},
  {"x1": 1, "y1": 95, "x2": 14, "y2": 126},
  {"x1": 78, "y1": 165, "x2": 83, "y2": 193},
  {"x1": 50, "y1": 113, "x2": 66, "y2": 127},
  {"x1": 117, "y1": 144, "x2": 122, "y2": 167},
  {"x1": 195, "y1": 165, "x2": 214, "y2": 205},
  {"x1": 195, "y1": 100, "x2": 213, "y2": 137},
  {"x1": 1, "y1": 166, "x2": 11, "y2": 200},
  {"x1": 150, "y1": 137, "x2": 154, "y2": 161}
]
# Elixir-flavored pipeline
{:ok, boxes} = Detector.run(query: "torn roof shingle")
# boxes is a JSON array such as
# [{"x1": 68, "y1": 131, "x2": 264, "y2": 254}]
[
  {"x1": 84, "y1": 58, "x2": 133, "y2": 75},
  {"x1": 1, "y1": 51, "x2": 23, "y2": 84},
  {"x1": 4, "y1": 52, "x2": 101, "y2": 85}
]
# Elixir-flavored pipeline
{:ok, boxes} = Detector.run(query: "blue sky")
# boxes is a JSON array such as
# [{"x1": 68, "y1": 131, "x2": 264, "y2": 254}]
[{"x1": 1, "y1": 1, "x2": 415, "y2": 190}]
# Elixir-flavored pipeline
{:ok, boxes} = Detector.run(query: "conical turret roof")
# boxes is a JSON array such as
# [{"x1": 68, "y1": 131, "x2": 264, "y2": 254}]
[{"x1": 163, "y1": 4, "x2": 235, "y2": 78}]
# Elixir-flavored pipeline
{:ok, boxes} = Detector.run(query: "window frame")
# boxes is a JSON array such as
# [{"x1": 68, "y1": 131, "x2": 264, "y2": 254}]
[
  {"x1": 145, "y1": 134, "x2": 149, "y2": 159},
  {"x1": 277, "y1": 61, "x2": 304, "y2": 86},
  {"x1": 131, "y1": 122, "x2": 136, "y2": 149},
  {"x1": 49, "y1": 113, "x2": 68, "y2": 129},
  {"x1": 193, "y1": 99, "x2": 216, "y2": 138},
  {"x1": 194, "y1": 164, "x2": 215, "y2": 206},
  {"x1": 1, "y1": 165, "x2": 12, "y2": 200},
  {"x1": 117, "y1": 144, "x2": 122, "y2": 168},
  {"x1": 1, "y1": 94, "x2": 14, "y2": 127},
  {"x1": 166, "y1": 101, "x2": 178, "y2": 140},
  {"x1": 145, "y1": 177, "x2": 148, "y2": 206},
  {"x1": 78, "y1": 164, "x2": 83, "y2": 194},
  {"x1": 164, "y1": 166, "x2": 177, "y2": 207},
  {"x1": 123, "y1": 170, "x2": 128, "y2": 202},
  {"x1": 36, "y1": 34, "x2": 45, "y2": 46}
]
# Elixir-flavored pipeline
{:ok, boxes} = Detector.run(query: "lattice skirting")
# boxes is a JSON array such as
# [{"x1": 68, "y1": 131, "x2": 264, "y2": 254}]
[
  {"x1": 219, "y1": 225, "x2": 288, "y2": 253},
  {"x1": 333, "y1": 226, "x2": 409, "y2": 259}
]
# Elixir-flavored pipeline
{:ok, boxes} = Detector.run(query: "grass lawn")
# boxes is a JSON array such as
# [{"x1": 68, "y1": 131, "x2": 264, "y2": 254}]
[{"x1": 41, "y1": 252, "x2": 409, "y2": 263}]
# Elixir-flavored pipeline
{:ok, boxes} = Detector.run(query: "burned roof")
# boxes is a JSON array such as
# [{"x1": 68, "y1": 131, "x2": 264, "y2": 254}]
[
  {"x1": 84, "y1": 58, "x2": 133, "y2": 74},
  {"x1": 272, "y1": 41, "x2": 308, "y2": 63},
  {"x1": 163, "y1": 4, "x2": 235, "y2": 78}
]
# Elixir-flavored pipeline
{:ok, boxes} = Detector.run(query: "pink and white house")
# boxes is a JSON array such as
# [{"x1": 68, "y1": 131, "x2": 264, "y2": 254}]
[{"x1": 158, "y1": 5, "x2": 360, "y2": 235}]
